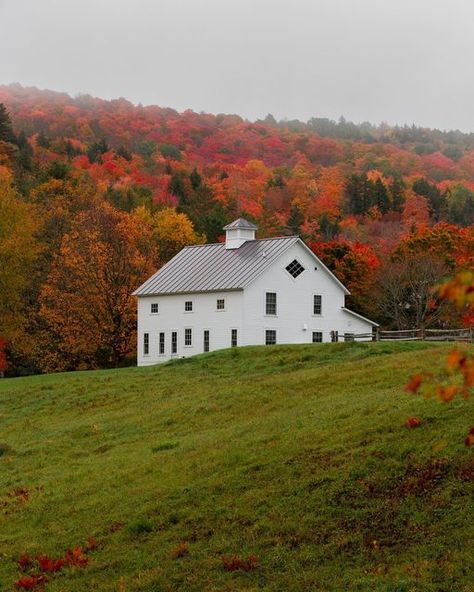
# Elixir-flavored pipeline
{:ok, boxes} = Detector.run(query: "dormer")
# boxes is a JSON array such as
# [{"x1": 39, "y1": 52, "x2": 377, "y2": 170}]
[{"x1": 223, "y1": 218, "x2": 258, "y2": 249}]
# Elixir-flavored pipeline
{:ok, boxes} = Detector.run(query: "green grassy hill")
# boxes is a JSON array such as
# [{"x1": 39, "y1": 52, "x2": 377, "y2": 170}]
[{"x1": 1, "y1": 342, "x2": 474, "y2": 591}]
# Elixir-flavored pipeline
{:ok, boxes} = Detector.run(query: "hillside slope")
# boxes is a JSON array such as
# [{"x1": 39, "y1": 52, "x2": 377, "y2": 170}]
[{"x1": 1, "y1": 342, "x2": 474, "y2": 591}]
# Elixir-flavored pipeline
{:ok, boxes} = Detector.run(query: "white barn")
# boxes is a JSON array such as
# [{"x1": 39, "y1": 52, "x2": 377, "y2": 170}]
[{"x1": 133, "y1": 218, "x2": 378, "y2": 365}]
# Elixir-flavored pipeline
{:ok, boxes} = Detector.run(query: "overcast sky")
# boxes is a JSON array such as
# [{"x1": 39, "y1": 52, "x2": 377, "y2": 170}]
[{"x1": 2, "y1": 0, "x2": 474, "y2": 131}]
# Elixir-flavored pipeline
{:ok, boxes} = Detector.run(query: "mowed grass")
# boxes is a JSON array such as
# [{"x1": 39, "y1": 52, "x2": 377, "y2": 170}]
[{"x1": 1, "y1": 342, "x2": 474, "y2": 591}]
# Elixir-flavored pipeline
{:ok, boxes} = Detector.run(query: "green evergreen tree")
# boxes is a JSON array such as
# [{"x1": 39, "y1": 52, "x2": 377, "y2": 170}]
[
  {"x1": 371, "y1": 178, "x2": 390, "y2": 214},
  {"x1": 37, "y1": 132, "x2": 51, "y2": 149},
  {"x1": 0, "y1": 103, "x2": 15, "y2": 143},
  {"x1": 286, "y1": 203, "x2": 305, "y2": 234},
  {"x1": 412, "y1": 178, "x2": 446, "y2": 221},
  {"x1": 16, "y1": 131, "x2": 33, "y2": 171},
  {"x1": 190, "y1": 167, "x2": 202, "y2": 190},
  {"x1": 389, "y1": 176, "x2": 405, "y2": 212}
]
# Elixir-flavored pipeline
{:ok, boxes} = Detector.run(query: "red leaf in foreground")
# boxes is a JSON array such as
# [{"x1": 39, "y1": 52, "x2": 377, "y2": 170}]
[
  {"x1": 14, "y1": 574, "x2": 47, "y2": 590},
  {"x1": 405, "y1": 374, "x2": 424, "y2": 393},
  {"x1": 222, "y1": 554, "x2": 258, "y2": 572},
  {"x1": 17, "y1": 554, "x2": 33, "y2": 572},
  {"x1": 64, "y1": 545, "x2": 88, "y2": 567},
  {"x1": 406, "y1": 416, "x2": 423, "y2": 429},
  {"x1": 36, "y1": 554, "x2": 65, "y2": 573},
  {"x1": 465, "y1": 427, "x2": 474, "y2": 448}
]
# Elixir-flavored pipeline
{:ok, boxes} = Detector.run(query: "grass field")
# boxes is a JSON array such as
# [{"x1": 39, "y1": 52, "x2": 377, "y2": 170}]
[{"x1": 1, "y1": 341, "x2": 474, "y2": 591}]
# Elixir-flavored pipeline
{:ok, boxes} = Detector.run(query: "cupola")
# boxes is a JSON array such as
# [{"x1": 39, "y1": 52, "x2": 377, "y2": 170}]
[{"x1": 223, "y1": 218, "x2": 258, "y2": 249}]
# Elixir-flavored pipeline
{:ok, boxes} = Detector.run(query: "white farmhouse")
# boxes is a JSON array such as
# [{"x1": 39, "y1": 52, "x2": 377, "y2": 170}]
[{"x1": 133, "y1": 218, "x2": 378, "y2": 365}]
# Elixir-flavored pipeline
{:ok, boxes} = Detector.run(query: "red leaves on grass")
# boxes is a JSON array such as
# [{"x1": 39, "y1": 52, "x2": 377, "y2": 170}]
[
  {"x1": 222, "y1": 554, "x2": 258, "y2": 572},
  {"x1": 17, "y1": 555, "x2": 34, "y2": 572},
  {"x1": 406, "y1": 417, "x2": 423, "y2": 429},
  {"x1": 465, "y1": 427, "x2": 474, "y2": 448},
  {"x1": 14, "y1": 539, "x2": 97, "y2": 590},
  {"x1": 14, "y1": 575, "x2": 47, "y2": 590},
  {"x1": 36, "y1": 555, "x2": 65, "y2": 573},
  {"x1": 64, "y1": 545, "x2": 88, "y2": 567}
]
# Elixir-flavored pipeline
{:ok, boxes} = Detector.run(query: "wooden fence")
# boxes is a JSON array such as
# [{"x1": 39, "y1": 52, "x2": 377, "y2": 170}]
[{"x1": 347, "y1": 327, "x2": 474, "y2": 343}]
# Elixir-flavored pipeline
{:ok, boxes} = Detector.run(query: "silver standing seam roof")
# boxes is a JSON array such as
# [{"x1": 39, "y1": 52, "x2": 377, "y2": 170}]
[{"x1": 133, "y1": 236, "x2": 299, "y2": 296}]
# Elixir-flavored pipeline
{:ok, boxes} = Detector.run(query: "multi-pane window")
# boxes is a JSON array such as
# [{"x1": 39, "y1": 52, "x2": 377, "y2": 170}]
[
  {"x1": 171, "y1": 331, "x2": 178, "y2": 354},
  {"x1": 286, "y1": 259, "x2": 305, "y2": 278},
  {"x1": 266, "y1": 292, "x2": 277, "y2": 315},
  {"x1": 216, "y1": 298, "x2": 225, "y2": 310},
  {"x1": 151, "y1": 303, "x2": 159, "y2": 314},
  {"x1": 313, "y1": 294, "x2": 322, "y2": 315},
  {"x1": 159, "y1": 332, "x2": 165, "y2": 355},
  {"x1": 185, "y1": 328, "x2": 192, "y2": 346},
  {"x1": 330, "y1": 330, "x2": 339, "y2": 343},
  {"x1": 265, "y1": 330, "x2": 277, "y2": 345},
  {"x1": 344, "y1": 333, "x2": 355, "y2": 342},
  {"x1": 203, "y1": 330, "x2": 210, "y2": 352},
  {"x1": 185, "y1": 301, "x2": 193, "y2": 312},
  {"x1": 312, "y1": 331, "x2": 323, "y2": 343},
  {"x1": 143, "y1": 333, "x2": 149, "y2": 355},
  {"x1": 231, "y1": 329, "x2": 238, "y2": 347}
]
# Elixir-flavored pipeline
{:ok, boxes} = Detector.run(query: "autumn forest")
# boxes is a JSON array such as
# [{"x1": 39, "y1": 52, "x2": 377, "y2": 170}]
[{"x1": 0, "y1": 84, "x2": 473, "y2": 376}]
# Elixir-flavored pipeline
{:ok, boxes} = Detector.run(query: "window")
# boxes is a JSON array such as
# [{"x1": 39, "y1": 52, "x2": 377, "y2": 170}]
[
  {"x1": 313, "y1": 294, "x2": 322, "y2": 315},
  {"x1": 330, "y1": 330, "x2": 339, "y2": 343},
  {"x1": 151, "y1": 303, "x2": 159, "y2": 314},
  {"x1": 171, "y1": 331, "x2": 178, "y2": 354},
  {"x1": 312, "y1": 331, "x2": 323, "y2": 343},
  {"x1": 185, "y1": 301, "x2": 193, "y2": 312},
  {"x1": 143, "y1": 333, "x2": 149, "y2": 355},
  {"x1": 159, "y1": 332, "x2": 165, "y2": 355},
  {"x1": 265, "y1": 330, "x2": 277, "y2": 345},
  {"x1": 203, "y1": 330, "x2": 210, "y2": 352},
  {"x1": 266, "y1": 292, "x2": 277, "y2": 315},
  {"x1": 216, "y1": 298, "x2": 225, "y2": 310},
  {"x1": 286, "y1": 259, "x2": 305, "y2": 278},
  {"x1": 344, "y1": 332, "x2": 355, "y2": 342},
  {"x1": 231, "y1": 329, "x2": 238, "y2": 347},
  {"x1": 184, "y1": 328, "x2": 192, "y2": 346}
]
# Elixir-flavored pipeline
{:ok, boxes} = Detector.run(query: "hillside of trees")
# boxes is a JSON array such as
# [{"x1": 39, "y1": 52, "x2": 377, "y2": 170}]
[{"x1": 0, "y1": 84, "x2": 472, "y2": 375}]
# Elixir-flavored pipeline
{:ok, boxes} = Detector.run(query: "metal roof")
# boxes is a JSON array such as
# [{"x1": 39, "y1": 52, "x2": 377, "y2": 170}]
[
  {"x1": 222, "y1": 217, "x2": 258, "y2": 230},
  {"x1": 133, "y1": 236, "x2": 299, "y2": 296},
  {"x1": 342, "y1": 307, "x2": 379, "y2": 327}
]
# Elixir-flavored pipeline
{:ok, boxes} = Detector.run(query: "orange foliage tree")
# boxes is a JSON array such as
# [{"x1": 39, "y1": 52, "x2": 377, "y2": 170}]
[{"x1": 38, "y1": 203, "x2": 155, "y2": 371}]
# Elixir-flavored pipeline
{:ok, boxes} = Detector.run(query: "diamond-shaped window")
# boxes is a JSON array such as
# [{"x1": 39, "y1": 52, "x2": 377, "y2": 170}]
[{"x1": 285, "y1": 259, "x2": 305, "y2": 278}]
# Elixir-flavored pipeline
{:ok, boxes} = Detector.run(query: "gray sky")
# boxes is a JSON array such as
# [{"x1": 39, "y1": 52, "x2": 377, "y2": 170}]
[{"x1": 2, "y1": 0, "x2": 474, "y2": 130}]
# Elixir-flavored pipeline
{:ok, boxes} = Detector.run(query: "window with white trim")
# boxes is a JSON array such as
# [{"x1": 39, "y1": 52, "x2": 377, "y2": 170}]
[
  {"x1": 313, "y1": 294, "x2": 322, "y2": 315},
  {"x1": 265, "y1": 330, "x2": 277, "y2": 345},
  {"x1": 151, "y1": 303, "x2": 159, "y2": 314},
  {"x1": 266, "y1": 292, "x2": 277, "y2": 315},
  {"x1": 159, "y1": 332, "x2": 165, "y2": 354},
  {"x1": 184, "y1": 328, "x2": 192, "y2": 346},
  {"x1": 286, "y1": 259, "x2": 305, "y2": 278},
  {"x1": 344, "y1": 332, "x2": 355, "y2": 342},
  {"x1": 312, "y1": 331, "x2": 323, "y2": 343},
  {"x1": 185, "y1": 300, "x2": 193, "y2": 312},
  {"x1": 203, "y1": 330, "x2": 210, "y2": 352},
  {"x1": 143, "y1": 332, "x2": 149, "y2": 355},
  {"x1": 216, "y1": 298, "x2": 225, "y2": 310},
  {"x1": 231, "y1": 329, "x2": 238, "y2": 347}
]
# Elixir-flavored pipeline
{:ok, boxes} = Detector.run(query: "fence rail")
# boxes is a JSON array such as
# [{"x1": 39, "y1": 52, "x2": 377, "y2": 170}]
[{"x1": 349, "y1": 327, "x2": 474, "y2": 343}]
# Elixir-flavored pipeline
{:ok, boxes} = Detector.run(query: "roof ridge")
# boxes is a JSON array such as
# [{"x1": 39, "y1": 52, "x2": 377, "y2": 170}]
[{"x1": 184, "y1": 235, "x2": 299, "y2": 249}]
